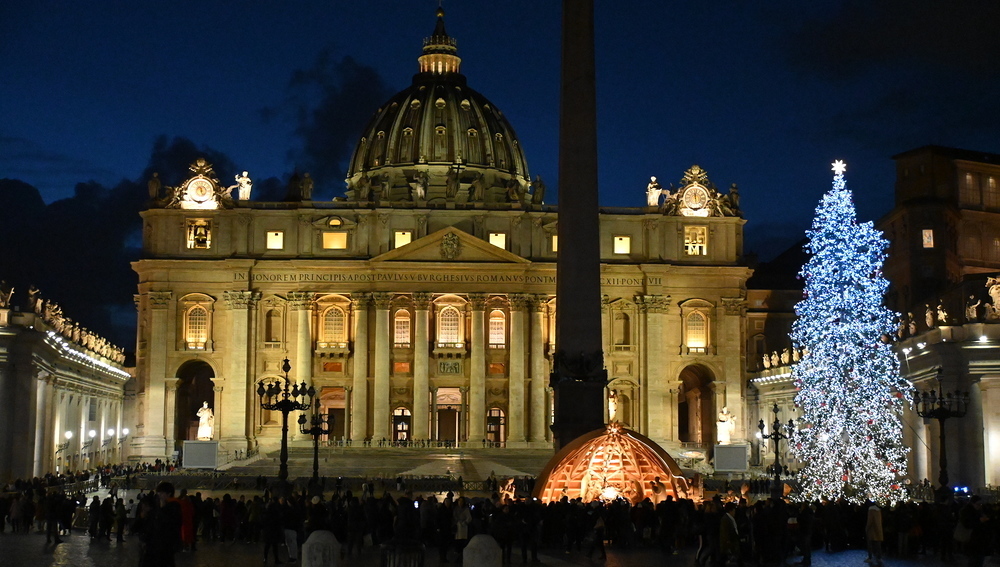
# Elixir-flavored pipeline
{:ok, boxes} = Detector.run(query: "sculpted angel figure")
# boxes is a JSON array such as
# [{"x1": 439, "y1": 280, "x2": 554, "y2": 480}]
[{"x1": 967, "y1": 295, "x2": 981, "y2": 322}]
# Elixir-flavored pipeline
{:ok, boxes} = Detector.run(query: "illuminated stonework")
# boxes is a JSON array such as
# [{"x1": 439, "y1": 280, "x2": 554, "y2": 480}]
[{"x1": 533, "y1": 422, "x2": 690, "y2": 503}]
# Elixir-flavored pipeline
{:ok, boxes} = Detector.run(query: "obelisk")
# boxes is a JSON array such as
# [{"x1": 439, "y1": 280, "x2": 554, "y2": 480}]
[{"x1": 550, "y1": 0, "x2": 607, "y2": 450}]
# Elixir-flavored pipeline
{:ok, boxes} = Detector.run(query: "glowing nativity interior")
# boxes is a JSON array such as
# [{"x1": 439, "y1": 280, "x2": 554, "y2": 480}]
[{"x1": 533, "y1": 422, "x2": 691, "y2": 503}]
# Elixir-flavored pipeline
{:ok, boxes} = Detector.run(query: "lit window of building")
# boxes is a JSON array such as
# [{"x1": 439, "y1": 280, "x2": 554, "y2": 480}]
[
  {"x1": 266, "y1": 231, "x2": 284, "y2": 250},
  {"x1": 186, "y1": 219, "x2": 211, "y2": 249},
  {"x1": 684, "y1": 226, "x2": 708, "y2": 256},
  {"x1": 439, "y1": 306, "x2": 461, "y2": 345},
  {"x1": 922, "y1": 229, "x2": 934, "y2": 248},
  {"x1": 394, "y1": 310, "x2": 411, "y2": 346},
  {"x1": 394, "y1": 230, "x2": 412, "y2": 248},
  {"x1": 186, "y1": 306, "x2": 208, "y2": 349},
  {"x1": 488, "y1": 310, "x2": 506, "y2": 346},
  {"x1": 489, "y1": 232, "x2": 506, "y2": 249},
  {"x1": 613, "y1": 236, "x2": 631, "y2": 254},
  {"x1": 685, "y1": 311, "x2": 708, "y2": 353},
  {"x1": 322, "y1": 307, "x2": 346, "y2": 345},
  {"x1": 323, "y1": 232, "x2": 348, "y2": 249},
  {"x1": 551, "y1": 235, "x2": 558, "y2": 252}
]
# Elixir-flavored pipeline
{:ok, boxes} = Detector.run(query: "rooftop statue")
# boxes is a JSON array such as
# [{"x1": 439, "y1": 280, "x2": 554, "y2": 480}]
[
  {"x1": 0, "y1": 280, "x2": 12, "y2": 308},
  {"x1": 646, "y1": 176, "x2": 664, "y2": 207},
  {"x1": 147, "y1": 172, "x2": 162, "y2": 200},
  {"x1": 235, "y1": 171, "x2": 253, "y2": 200}
]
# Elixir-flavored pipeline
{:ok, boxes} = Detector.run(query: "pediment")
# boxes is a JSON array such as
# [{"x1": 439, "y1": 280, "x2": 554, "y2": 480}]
[{"x1": 372, "y1": 226, "x2": 530, "y2": 263}]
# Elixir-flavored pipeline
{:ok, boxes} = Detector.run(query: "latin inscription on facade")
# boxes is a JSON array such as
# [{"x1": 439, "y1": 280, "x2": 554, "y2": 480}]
[
  {"x1": 232, "y1": 272, "x2": 661, "y2": 286},
  {"x1": 439, "y1": 361, "x2": 462, "y2": 374}
]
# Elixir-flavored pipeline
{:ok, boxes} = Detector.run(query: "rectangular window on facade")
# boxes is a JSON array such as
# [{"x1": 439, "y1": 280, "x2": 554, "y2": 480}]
[
  {"x1": 266, "y1": 231, "x2": 284, "y2": 250},
  {"x1": 489, "y1": 232, "x2": 506, "y2": 249},
  {"x1": 613, "y1": 236, "x2": 631, "y2": 254},
  {"x1": 394, "y1": 230, "x2": 412, "y2": 248},
  {"x1": 961, "y1": 171, "x2": 981, "y2": 207},
  {"x1": 322, "y1": 231, "x2": 348, "y2": 249},
  {"x1": 551, "y1": 235, "x2": 558, "y2": 252},
  {"x1": 393, "y1": 362, "x2": 411, "y2": 374},
  {"x1": 322, "y1": 361, "x2": 343, "y2": 373},
  {"x1": 684, "y1": 226, "x2": 708, "y2": 256},
  {"x1": 922, "y1": 229, "x2": 934, "y2": 248},
  {"x1": 89, "y1": 399, "x2": 97, "y2": 422},
  {"x1": 394, "y1": 317, "x2": 410, "y2": 346},
  {"x1": 986, "y1": 176, "x2": 1000, "y2": 210},
  {"x1": 186, "y1": 219, "x2": 211, "y2": 249}
]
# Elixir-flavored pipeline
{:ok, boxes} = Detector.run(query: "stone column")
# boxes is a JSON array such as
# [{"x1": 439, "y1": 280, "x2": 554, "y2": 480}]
[
  {"x1": 142, "y1": 291, "x2": 172, "y2": 458},
  {"x1": 641, "y1": 295, "x2": 669, "y2": 442},
  {"x1": 508, "y1": 295, "x2": 529, "y2": 444},
  {"x1": 213, "y1": 385, "x2": 224, "y2": 441},
  {"x1": 351, "y1": 294, "x2": 371, "y2": 441},
  {"x1": 372, "y1": 292, "x2": 392, "y2": 440},
  {"x1": 164, "y1": 379, "x2": 181, "y2": 451},
  {"x1": 223, "y1": 290, "x2": 258, "y2": 449},
  {"x1": 980, "y1": 376, "x2": 1000, "y2": 486},
  {"x1": 431, "y1": 387, "x2": 439, "y2": 440},
  {"x1": 529, "y1": 296, "x2": 547, "y2": 443},
  {"x1": 459, "y1": 386, "x2": 469, "y2": 442},
  {"x1": 412, "y1": 293, "x2": 431, "y2": 440},
  {"x1": 468, "y1": 294, "x2": 487, "y2": 442},
  {"x1": 289, "y1": 291, "x2": 314, "y2": 441},
  {"x1": 32, "y1": 375, "x2": 46, "y2": 477},
  {"x1": 343, "y1": 386, "x2": 352, "y2": 443}
]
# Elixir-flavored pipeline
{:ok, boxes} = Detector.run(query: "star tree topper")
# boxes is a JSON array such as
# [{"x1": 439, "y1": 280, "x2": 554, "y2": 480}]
[{"x1": 831, "y1": 160, "x2": 847, "y2": 175}]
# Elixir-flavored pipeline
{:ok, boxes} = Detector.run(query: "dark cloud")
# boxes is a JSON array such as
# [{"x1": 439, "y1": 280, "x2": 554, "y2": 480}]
[
  {"x1": 0, "y1": 136, "x2": 237, "y2": 352},
  {"x1": 0, "y1": 136, "x2": 118, "y2": 201},
  {"x1": 264, "y1": 50, "x2": 394, "y2": 200}
]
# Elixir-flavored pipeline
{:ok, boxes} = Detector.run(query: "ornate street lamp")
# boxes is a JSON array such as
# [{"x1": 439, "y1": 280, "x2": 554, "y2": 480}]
[
  {"x1": 298, "y1": 398, "x2": 332, "y2": 495},
  {"x1": 103, "y1": 428, "x2": 115, "y2": 448},
  {"x1": 256, "y1": 358, "x2": 314, "y2": 493},
  {"x1": 118, "y1": 428, "x2": 130, "y2": 446},
  {"x1": 758, "y1": 403, "x2": 795, "y2": 500},
  {"x1": 913, "y1": 369, "x2": 969, "y2": 497},
  {"x1": 56, "y1": 430, "x2": 73, "y2": 454}
]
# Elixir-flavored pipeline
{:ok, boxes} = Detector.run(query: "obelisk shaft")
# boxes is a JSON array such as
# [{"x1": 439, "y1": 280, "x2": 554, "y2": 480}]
[{"x1": 551, "y1": 0, "x2": 607, "y2": 450}]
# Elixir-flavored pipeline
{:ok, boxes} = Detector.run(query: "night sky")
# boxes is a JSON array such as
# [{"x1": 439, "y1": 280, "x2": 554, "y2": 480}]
[{"x1": 3, "y1": 1, "x2": 999, "y2": 267}]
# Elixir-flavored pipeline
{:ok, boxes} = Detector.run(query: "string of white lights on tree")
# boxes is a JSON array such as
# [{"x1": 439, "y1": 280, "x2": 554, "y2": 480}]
[{"x1": 790, "y1": 160, "x2": 911, "y2": 504}]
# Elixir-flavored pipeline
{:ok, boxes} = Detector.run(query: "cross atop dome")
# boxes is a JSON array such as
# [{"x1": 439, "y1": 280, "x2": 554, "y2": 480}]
[{"x1": 419, "y1": 6, "x2": 461, "y2": 75}]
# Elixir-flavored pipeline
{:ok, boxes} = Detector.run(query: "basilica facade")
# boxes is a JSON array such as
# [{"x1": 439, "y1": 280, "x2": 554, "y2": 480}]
[{"x1": 130, "y1": 9, "x2": 752, "y2": 463}]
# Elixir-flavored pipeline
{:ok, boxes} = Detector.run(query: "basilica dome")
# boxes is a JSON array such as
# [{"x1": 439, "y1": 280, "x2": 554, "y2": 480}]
[{"x1": 344, "y1": 8, "x2": 534, "y2": 205}]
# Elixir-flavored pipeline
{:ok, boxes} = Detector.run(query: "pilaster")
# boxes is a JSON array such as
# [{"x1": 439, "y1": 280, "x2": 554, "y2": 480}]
[
  {"x1": 468, "y1": 293, "x2": 487, "y2": 442},
  {"x1": 412, "y1": 292, "x2": 431, "y2": 440},
  {"x1": 372, "y1": 292, "x2": 392, "y2": 440},
  {"x1": 351, "y1": 294, "x2": 371, "y2": 441}
]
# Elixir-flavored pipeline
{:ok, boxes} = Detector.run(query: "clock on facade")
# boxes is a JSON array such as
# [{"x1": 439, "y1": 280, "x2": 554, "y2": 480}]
[{"x1": 682, "y1": 183, "x2": 709, "y2": 210}]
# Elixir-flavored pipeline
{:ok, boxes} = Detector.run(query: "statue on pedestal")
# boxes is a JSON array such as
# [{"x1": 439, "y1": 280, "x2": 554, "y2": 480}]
[
  {"x1": 235, "y1": 171, "x2": 253, "y2": 200},
  {"x1": 147, "y1": 172, "x2": 162, "y2": 200},
  {"x1": 646, "y1": 176, "x2": 664, "y2": 207},
  {"x1": 196, "y1": 401, "x2": 214, "y2": 441},
  {"x1": 0, "y1": 280, "x2": 12, "y2": 308},
  {"x1": 967, "y1": 295, "x2": 981, "y2": 322},
  {"x1": 717, "y1": 406, "x2": 736, "y2": 445}
]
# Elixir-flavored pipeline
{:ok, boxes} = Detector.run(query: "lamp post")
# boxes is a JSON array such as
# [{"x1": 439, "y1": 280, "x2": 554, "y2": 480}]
[
  {"x1": 298, "y1": 398, "x2": 332, "y2": 495},
  {"x1": 758, "y1": 403, "x2": 795, "y2": 501},
  {"x1": 56, "y1": 430, "x2": 73, "y2": 454},
  {"x1": 913, "y1": 369, "x2": 969, "y2": 498},
  {"x1": 256, "y1": 358, "x2": 314, "y2": 494}
]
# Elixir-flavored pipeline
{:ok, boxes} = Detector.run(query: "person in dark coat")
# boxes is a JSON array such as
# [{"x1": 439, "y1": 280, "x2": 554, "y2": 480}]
[
  {"x1": 261, "y1": 498, "x2": 285, "y2": 564},
  {"x1": 88, "y1": 495, "x2": 101, "y2": 540},
  {"x1": 134, "y1": 482, "x2": 182, "y2": 567},
  {"x1": 960, "y1": 496, "x2": 990, "y2": 567},
  {"x1": 719, "y1": 502, "x2": 742, "y2": 567}
]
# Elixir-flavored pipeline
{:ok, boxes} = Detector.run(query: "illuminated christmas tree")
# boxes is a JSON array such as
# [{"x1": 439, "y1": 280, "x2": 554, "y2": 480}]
[{"x1": 790, "y1": 160, "x2": 910, "y2": 503}]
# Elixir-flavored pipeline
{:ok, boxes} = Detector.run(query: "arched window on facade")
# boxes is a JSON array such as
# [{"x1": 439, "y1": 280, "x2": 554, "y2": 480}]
[
  {"x1": 186, "y1": 306, "x2": 208, "y2": 349},
  {"x1": 394, "y1": 310, "x2": 411, "y2": 347},
  {"x1": 322, "y1": 307, "x2": 346, "y2": 346},
  {"x1": 264, "y1": 309, "x2": 282, "y2": 344},
  {"x1": 488, "y1": 309, "x2": 506, "y2": 347},
  {"x1": 438, "y1": 306, "x2": 461, "y2": 346},
  {"x1": 685, "y1": 311, "x2": 708, "y2": 353}
]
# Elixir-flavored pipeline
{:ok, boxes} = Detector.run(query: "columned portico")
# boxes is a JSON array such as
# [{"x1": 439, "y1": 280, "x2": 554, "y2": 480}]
[
  {"x1": 507, "y1": 294, "x2": 528, "y2": 444},
  {"x1": 412, "y1": 293, "x2": 431, "y2": 439},
  {"x1": 223, "y1": 290, "x2": 257, "y2": 450},
  {"x1": 529, "y1": 296, "x2": 547, "y2": 443},
  {"x1": 351, "y1": 294, "x2": 370, "y2": 441},
  {"x1": 289, "y1": 291, "x2": 314, "y2": 441}
]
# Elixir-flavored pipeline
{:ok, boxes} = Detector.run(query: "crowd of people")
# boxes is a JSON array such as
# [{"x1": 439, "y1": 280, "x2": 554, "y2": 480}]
[{"x1": 2, "y1": 467, "x2": 998, "y2": 567}]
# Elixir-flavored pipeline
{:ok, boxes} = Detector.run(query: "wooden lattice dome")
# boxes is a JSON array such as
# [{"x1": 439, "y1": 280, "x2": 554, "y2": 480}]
[{"x1": 533, "y1": 423, "x2": 690, "y2": 504}]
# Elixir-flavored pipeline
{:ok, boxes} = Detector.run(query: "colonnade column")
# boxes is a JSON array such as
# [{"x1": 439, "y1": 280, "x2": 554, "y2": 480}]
[
  {"x1": 412, "y1": 293, "x2": 431, "y2": 440},
  {"x1": 289, "y1": 291, "x2": 314, "y2": 441},
  {"x1": 529, "y1": 296, "x2": 547, "y2": 443},
  {"x1": 223, "y1": 290, "x2": 257, "y2": 450},
  {"x1": 467, "y1": 294, "x2": 487, "y2": 443},
  {"x1": 372, "y1": 293, "x2": 392, "y2": 440},
  {"x1": 164, "y1": 379, "x2": 180, "y2": 452},
  {"x1": 431, "y1": 387, "x2": 439, "y2": 440},
  {"x1": 351, "y1": 294, "x2": 371, "y2": 442},
  {"x1": 979, "y1": 376, "x2": 1000, "y2": 486},
  {"x1": 508, "y1": 295, "x2": 528, "y2": 444},
  {"x1": 32, "y1": 374, "x2": 46, "y2": 476},
  {"x1": 459, "y1": 386, "x2": 469, "y2": 441}
]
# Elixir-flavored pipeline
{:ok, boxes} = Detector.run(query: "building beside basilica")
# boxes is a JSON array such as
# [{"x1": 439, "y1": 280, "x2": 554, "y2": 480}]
[
  {"x1": 130, "y1": 9, "x2": 754, "y2": 463},
  {"x1": 0, "y1": 290, "x2": 130, "y2": 481}
]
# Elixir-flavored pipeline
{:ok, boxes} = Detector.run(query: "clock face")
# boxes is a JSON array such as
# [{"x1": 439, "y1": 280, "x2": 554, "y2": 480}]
[
  {"x1": 186, "y1": 179, "x2": 214, "y2": 203},
  {"x1": 683, "y1": 184, "x2": 709, "y2": 210}
]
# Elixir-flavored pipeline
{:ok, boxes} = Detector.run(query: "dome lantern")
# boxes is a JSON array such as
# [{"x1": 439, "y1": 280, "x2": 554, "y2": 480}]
[{"x1": 418, "y1": 7, "x2": 461, "y2": 75}]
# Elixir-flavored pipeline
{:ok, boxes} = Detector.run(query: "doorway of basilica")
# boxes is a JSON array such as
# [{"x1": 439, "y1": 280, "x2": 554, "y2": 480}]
[
  {"x1": 319, "y1": 387, "x2": 346, "y2": 441},
  {"x1": 677, "y1": 364, "x2": 716, "y2": 447},
  {"x1": 174, "y1": 360, "x2": 215, "y2": 446},
  {"x1": 435, "y1": 387, "x2": 462, "y2": 443}
]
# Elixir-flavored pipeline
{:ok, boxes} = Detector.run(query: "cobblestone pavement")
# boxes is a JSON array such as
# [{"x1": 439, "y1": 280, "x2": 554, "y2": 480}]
[{"x1": 0, "y1": 528, "x2": 968, "y2": 567}]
